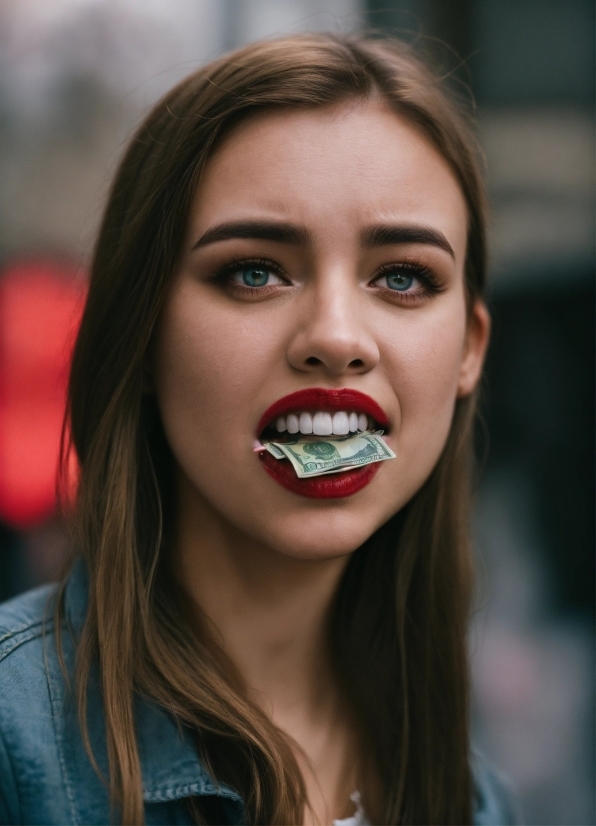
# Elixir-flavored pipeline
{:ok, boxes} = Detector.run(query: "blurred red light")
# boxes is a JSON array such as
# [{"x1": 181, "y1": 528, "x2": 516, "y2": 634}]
[{"x1": 0, "y1": 260, "x2": 87, "y2": 529}]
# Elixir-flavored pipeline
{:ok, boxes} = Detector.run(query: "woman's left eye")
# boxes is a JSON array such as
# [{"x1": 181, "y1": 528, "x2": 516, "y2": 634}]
[
  {"x1": 231, "y1": 267, "x2": 283, "y2": 288},
  {"x1": 375, "y1": 269, "x2": 418, "y2": 292}
]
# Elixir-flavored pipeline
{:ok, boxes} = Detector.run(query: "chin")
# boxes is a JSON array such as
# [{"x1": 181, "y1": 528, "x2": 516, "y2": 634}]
[{"x1": 254, "y1": 508, "x2": 389, "y2": 561}]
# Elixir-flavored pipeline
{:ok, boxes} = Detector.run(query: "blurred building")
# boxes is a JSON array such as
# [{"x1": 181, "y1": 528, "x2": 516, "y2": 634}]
[{"x1": 1, "y1": 1, "x2": 594, "y2": 824}]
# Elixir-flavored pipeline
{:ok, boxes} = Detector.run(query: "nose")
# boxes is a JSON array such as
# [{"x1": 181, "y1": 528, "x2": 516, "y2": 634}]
[{"x1": 286, "y1": 277, "x2": 380, "y2": 377}]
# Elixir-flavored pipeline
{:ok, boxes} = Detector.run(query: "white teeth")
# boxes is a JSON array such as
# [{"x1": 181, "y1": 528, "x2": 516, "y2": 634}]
[
  {"x1": 299, "y1": 412, "x2": 313, "y2": 434},
  {"x1": 332, "y1": 411, "x2": 350, "y2": 435},
  {"x1": 313, "y1": 411, "x2": 333, "y2": 435},
  {"x1": 271, "y1": 410, "x2": 375, "y2": 436},
  {"x1": 286, "y1": 413, "x2": 299, "y2": 434}
]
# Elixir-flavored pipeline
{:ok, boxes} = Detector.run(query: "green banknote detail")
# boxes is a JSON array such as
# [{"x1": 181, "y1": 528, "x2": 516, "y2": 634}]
[{"x1": 264, "y1": 431, "x2": 396, "y2": 478}]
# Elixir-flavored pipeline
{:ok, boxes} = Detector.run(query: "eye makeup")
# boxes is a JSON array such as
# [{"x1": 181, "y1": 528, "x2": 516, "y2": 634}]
[
  {"x1": 369, "y1": 258, "x2": 446, "y2": 305},
  {"x1": 208, "y1": 257, "x2": 291, "y2": 299},
  {"x1": 204, "y1": 251, "x2": 447, "y2": 306}
]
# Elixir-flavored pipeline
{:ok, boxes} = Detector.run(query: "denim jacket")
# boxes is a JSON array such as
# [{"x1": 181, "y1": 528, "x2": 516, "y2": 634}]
[{"x1": 0, "y1": 562, "x2": 519, "y2": 825}]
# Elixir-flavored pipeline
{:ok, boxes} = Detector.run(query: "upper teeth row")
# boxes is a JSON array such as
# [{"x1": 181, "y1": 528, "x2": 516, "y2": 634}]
[{"x1": 275, "y1": 411, "x2": 371, "y2": 436}]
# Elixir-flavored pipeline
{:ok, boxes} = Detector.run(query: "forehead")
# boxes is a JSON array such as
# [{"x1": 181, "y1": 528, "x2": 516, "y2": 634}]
[{"x1": 191, "y1": 101, "x2": 468, "y2": 260}]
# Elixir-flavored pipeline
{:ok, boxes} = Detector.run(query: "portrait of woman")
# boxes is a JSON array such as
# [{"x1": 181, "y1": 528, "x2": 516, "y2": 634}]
[{"x1": 0, "y1": 33, "x2": 517, "y2": 825}]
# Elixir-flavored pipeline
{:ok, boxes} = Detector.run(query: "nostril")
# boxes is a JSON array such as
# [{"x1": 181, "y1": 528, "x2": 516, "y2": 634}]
[
  {"x1": 305, "y1": 356, "x2": 321, "y2": 366},
  {"x1": 349, "y1": 359, "x2": 364, "y2": 368}
]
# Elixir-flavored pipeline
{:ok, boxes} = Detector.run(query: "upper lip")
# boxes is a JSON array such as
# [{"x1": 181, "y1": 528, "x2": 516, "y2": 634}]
[{"x1": 256, "y1": 388, "x2": 390, "y2": 435}]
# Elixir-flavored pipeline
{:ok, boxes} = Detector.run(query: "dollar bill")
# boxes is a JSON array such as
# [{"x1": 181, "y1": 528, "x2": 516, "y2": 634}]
[{"x1": 264, "y1": 431, "x2": 395, "y2": 478}]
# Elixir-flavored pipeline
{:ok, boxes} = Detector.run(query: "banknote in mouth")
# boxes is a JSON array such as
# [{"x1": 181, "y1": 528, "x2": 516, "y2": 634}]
[{"x1": 262, "y1": 431, "x2": 395, "y2": 478}]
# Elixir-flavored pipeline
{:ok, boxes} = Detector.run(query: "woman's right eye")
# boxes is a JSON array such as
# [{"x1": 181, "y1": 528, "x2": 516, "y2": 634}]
[{"x1": 230, "y1": 267, "x2": 284, "y2": 288}]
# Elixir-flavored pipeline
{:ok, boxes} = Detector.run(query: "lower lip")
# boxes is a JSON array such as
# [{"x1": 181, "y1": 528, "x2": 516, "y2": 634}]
[{"x1": 260, "y1": 451, "x2": 380, "y2": 498}]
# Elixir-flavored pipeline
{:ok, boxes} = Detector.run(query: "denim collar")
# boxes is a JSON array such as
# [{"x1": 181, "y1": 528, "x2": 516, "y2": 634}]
[{"x1": 61, "y1": 559, "x2": 242, "y2": 808}]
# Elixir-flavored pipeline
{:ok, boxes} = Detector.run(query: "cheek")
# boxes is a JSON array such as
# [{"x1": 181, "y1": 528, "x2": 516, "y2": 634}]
[
  {"x1": 153, "y1": 285, "x2": 282, "y2": 521},
  {"x1": 155, "y1": 284, "x2": 273, "y2": 437},
  {"x1": 382, "y1": 301, "x2": 467, "y2": 471}
]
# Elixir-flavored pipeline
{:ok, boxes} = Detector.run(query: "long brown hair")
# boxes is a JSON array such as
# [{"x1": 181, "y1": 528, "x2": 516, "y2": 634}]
[{"x1": 59, "y1": 33, "x2": 487, "y2": 825}]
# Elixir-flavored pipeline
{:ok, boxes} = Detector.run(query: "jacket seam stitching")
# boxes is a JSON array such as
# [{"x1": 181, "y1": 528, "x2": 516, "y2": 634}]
[
  {"x1": 0, "y1": 623, "x2": 46, "y2": 663},
  {"x1": 0, "y1": 618, "x2": 44, "y2": 644},
  {"x1": 144, "y1": 784, "x2": 241, "y2": 803}
]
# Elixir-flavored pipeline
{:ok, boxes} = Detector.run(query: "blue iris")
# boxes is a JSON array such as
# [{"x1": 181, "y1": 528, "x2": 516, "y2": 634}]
[
  {"x1": 386, "y1": 272, "x2": 413, "y2": 291},
  {"x1": 242, "y1": 268, "x2": 269, "y2": 287}
]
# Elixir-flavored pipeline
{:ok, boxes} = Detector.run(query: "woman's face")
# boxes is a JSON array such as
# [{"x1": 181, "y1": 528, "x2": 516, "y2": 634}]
[{"x1": 154, "y1": 102, "x2": 489, "y2": 559}]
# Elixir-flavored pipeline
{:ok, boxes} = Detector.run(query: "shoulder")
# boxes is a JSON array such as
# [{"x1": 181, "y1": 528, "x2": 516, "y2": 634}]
[
  {"x1": 0, "y1": 584, "x2": 75, "y2": 824},
  {"x1": 472, "y1": 753, "x2": 522, "y2": 826},
  {"x1": 0, "y1": 583, "x2": 57, "y2": 661},
  {"x1": 0, "y1": 583, "x2": 61, "y2": 728},
  {"x1": 0, "y1": 582, "x2": 61, "y2": 723}
]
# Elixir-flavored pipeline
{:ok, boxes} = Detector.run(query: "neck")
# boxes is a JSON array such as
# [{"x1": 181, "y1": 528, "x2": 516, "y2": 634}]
[{"x1": 174, "y1": 473, "x2": 350, "y2": 722}]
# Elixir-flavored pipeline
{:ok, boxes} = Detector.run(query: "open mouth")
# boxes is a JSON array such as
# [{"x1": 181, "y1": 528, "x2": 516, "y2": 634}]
[
  {"x1": 256, "y1": 387, "x2": 390, "y2": 444},
  {"x1": 255, "y1": 388, "x2": 390, "y2": 498}
]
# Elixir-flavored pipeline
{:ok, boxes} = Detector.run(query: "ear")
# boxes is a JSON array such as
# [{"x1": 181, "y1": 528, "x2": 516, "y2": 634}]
[{"x1": 457, "y1": 299, "x2": 491, "y2": 398}]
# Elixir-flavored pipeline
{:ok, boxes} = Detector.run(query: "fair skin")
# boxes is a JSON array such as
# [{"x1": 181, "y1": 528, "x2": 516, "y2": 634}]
[{"x1": 154, "y1": 101, "x2": 489, "y2": 824}]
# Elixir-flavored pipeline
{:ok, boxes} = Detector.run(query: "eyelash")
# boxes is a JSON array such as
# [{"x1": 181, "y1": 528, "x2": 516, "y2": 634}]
[
  {"x1": 211, "y1": 256, "x2": 444, "y2": 302},
  {"x1": 370, "y1": 259, "x2": 444, "y2": 303},
  {"x1": 211, "y1": 258, "x2": 289, "y2": 298}
]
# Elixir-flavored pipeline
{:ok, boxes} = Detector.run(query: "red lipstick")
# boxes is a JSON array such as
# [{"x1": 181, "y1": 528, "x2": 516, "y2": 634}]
[
  {"x1": 256, "y1": 388, "x2": 389, "y2": 434},
  {"x1": 256, "y1": 388, "x2": 389, "y2": 499},
  {"x1": 260, "y1": 450, "x2": 381, "y2": 498}
]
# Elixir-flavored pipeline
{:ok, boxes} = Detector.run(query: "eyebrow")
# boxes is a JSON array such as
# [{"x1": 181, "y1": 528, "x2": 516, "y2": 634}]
[
  {"x1": 191, "y1": 219, "x2": 455, "y2": 259},
  {"x1": 361, "y1": 224, "x2": 455, "y2": 258},
  {"x1": 192, "y1": 221, "x2": 310, "y2": 249}
]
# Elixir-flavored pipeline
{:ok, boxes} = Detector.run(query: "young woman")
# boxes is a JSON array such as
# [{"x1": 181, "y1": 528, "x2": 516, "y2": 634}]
[{"x1": 0, "y1": 34, "x2": 518, "y2": 825}]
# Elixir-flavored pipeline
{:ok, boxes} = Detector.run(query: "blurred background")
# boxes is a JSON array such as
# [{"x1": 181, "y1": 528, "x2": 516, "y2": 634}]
[{"x1": 0, "y1": 1, "x2": 593, "y2": 823}]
